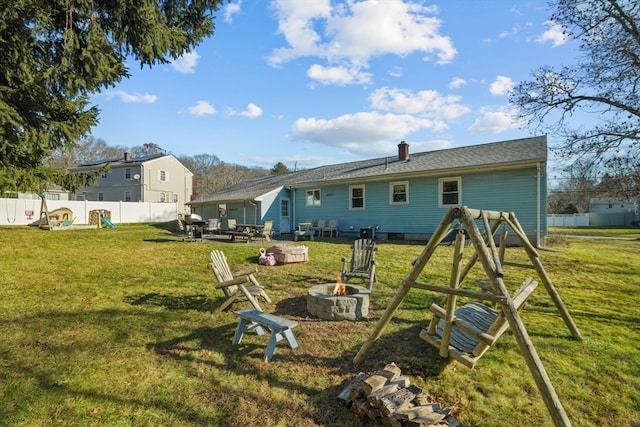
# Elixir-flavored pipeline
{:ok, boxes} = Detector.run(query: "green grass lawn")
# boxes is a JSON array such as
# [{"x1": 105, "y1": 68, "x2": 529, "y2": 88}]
[{"x1": 1, "y1": 223, "x2": 639, "y2": 426}]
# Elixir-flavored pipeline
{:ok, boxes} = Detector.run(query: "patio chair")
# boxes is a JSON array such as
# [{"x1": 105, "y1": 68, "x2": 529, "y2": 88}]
[
  {"x1": 322, "y1": 219, "x2": 339, "y2": 237},
  {"x1": 220, "y1": 218, "x2": 237, "y2": 233},
  {"x1": 260, "y1": 220, "x2": 274, "y2": 242},
  {"x1": 205, "y1": 218, "x2": 220, "y2": 234},
  {"x1": 312, "y1": 219, "x2": 326, "y2": 236},
  {"x1": 341, "y1": 238, "x2": 377, "y2": 290},
  {"x1": 208, "y1": 250, "x2": 272, "y2": 312}
]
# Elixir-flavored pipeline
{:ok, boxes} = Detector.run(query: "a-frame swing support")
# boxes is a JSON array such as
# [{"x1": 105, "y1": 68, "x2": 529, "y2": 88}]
[{"x1": 353, "y1": 206, "x2": 581, "y2": 427}]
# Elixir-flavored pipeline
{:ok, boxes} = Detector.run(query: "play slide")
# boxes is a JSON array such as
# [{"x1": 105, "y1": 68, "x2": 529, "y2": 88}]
[{"x1": 101, "y1": 217, "x2": 117, "y2": 228}]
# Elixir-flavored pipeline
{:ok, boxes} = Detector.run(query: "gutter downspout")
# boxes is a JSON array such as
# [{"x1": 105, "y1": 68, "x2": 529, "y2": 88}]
[
  {"x1": 536, "y1": 162, "x2": 541, "y2": 248},
  {"x1": 287, "y1": 186, "x2": 295, "y2": 229},
  {"x1": 248, "y1": 200, "x2": 257, "y2": 224}
]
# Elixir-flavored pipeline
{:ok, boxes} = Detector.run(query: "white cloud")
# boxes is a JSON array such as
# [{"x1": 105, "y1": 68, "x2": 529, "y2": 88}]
[
  {"x1": 187, "y1": 100, "x2": 216, "y2": 116},
  {"x1": 369, "y1": 87, "x2": 470, "y2": 120},
  {"x1": 239, "y1": 103, "x2": 263, "y2": 118},
  {"x1": 105, "y1": 90, "x2": 157, "y2": 103},
  {"x1": 224, "y1": 0, "x2": 242, "y2": 23},
  {"x1": 449, "y1": 77, "x2": 467, "y2": 89},
  {"x1": 290, "y1": 111, "x2": 439, "y2": 148},
  {"x1": 468, "y1": 107, "x2": 522, "y2": 133},
  {"x1": 226, "y1": 103, "x2": 264, "y2": 118},
  {"x1": 171, "y1": 51, "x2": 200, "y2": 74},
  {"x1": 268, "y1": 0, "x2": 456, "y2": 85},
  {"x1": 388, "y1": 66, "x2": 402, "y2": 78},
  {"x1": 536, "y1": 20, "x2": 568, "y2": 47},
  {"x1": 489, "y1": 76, "x2": 514, "y2": 96},
  {"x1": 307, "y1": 64, "x2": 372, "y2": 85}
]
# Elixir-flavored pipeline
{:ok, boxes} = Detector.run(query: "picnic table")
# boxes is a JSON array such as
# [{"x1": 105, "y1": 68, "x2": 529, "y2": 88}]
[{"x1": 226, "y1": 224, "x2": 264, "y2": 243}]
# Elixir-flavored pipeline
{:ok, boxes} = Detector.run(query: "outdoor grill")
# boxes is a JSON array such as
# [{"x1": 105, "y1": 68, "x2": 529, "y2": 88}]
[{"x1": 181, "y1": 213, "x2": 206, "y2": 240}]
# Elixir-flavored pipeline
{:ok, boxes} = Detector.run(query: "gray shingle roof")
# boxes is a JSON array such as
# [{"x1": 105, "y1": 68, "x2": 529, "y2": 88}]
[
  {"x1": 195, "y1": 136, "x2": 546, "y2": 203},
  {"x1": 69, "y1": 154, "x2": 167, "y2": 172}
]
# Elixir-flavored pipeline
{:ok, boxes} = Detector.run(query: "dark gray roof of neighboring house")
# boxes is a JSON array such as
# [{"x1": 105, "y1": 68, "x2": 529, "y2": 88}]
[
  {"x1": 69, "y1": 154, "x2": 167, "y2": 172},
  {"x1": 193, "y1": 136, "x2": 546, "y2": 204}
]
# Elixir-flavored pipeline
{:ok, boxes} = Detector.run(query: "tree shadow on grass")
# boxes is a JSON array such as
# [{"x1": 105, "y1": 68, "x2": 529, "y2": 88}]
[{"x1": 123, "y1": 292, "x2": 218, "y2": 312}]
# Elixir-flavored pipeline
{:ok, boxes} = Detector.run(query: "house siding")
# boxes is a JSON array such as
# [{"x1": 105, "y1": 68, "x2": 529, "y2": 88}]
[
  {"x1": 194, "y1": 137, "x2": 547, "y2": 244},
  {"x1": 295, "y1": 164, "x2": 546, "y2": 240},
  {"x1": 225, "y1": 200, "x2": 259, "y2": 224}
]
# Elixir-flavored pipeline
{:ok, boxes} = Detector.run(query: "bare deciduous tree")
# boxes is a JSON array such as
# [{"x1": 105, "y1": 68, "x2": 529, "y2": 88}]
[{"x1": 512, "y1": 0, "x2": 640, "y2": 169}]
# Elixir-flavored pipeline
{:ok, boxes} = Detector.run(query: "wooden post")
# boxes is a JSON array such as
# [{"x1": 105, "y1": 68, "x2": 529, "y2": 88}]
[
  {"x1": 439, "y1": 231, "x2": 466, "y2": 357},
  {"x1": 498, "y1": 229, "x2": 508, "y2": 265}
]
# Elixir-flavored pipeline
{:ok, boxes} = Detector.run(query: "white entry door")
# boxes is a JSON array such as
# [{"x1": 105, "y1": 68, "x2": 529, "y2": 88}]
[{"x1": 279, "y1": 198, "x2": 290, "y2": 233}]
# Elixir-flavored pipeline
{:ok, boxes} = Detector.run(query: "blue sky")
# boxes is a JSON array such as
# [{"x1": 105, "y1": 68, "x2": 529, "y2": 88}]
[{"x1": 90, "y1": 0, "x2": 575, "y2": 170}]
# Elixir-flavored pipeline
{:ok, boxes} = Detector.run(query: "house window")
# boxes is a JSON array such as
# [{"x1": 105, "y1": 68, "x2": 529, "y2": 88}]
[
  {"x1": 173, "y1": 194, "x2": 178, "y2": 203},
  {"x1": 124, "y1": 191, "x2": 132, "y2": 202},
  {"x1": 160, "y1": 192, "x2": 166, "y2": 202},
  {"x1": 305, "y1": 189, "x2": 321, "y2": 206},
  {"x1": 350, "y1": 185, "x2": 365, "y2": 210},
  {"x1": 439, "y1": 177, "x2": 461, "y2": 207},
  {"x1": 159, "y1": 170, "x2": 167, "y2": 182},
  {"x1": 101, "y1": 173, "x2": 107, "y2": 178},
  {"x1": 125, "y1": 168, "x2": 131, "y2": 179},
  {"x1": 390, "y1": 181, "x2": 408, "y2": 204},
  {"x1": 98, "y1": 192, "x2": 104, "y2": 201}
]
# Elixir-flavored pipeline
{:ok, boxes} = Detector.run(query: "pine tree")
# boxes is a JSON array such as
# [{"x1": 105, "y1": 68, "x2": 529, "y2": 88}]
[{"x1": 0, "y1": 0, "x2": 225, "y2": 193}]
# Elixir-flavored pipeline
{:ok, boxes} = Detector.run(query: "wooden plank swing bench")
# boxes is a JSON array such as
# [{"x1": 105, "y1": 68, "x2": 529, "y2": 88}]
[
  {"x1": 353, "y1": 206, "x2": 582, "y2": 427},
  {"x1": 232, "y1": 308, "x2": 299, "y2": 362}
]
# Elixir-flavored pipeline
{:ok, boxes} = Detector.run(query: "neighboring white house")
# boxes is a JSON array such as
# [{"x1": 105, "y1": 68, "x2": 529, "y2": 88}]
[
  {"x1": 70, "y1": 152, "x2": 193, "y2": 211},
  {"x1": 589, "y1": 197, "x2": 640, "y2": 226}
]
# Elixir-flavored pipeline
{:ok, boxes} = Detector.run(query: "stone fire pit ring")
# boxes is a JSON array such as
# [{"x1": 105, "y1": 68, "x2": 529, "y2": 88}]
[{"x1": 307, "y1": 283, "x2": 370, "y2": 321}]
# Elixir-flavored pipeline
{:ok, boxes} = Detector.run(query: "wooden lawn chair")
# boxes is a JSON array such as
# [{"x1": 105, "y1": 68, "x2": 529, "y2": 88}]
[
  {"x1": 208, "y1": 250, "x2": 272, "y2": 312},
  {"x1": 420, "y1": 276, "x2": 539, "y2": 368},
  {"x1": 260, "y1": 221, "x2": 274, "y2": 242},
  {"x1": 322, "y1": 219, "x2": 339, "y2": 237},
  {"x1": 341, "y1": 238, "x2": 377, "y2": 290}
]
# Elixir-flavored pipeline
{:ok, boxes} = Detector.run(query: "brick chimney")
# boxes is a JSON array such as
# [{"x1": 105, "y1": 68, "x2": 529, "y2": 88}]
[
  {"x1": 398, "y1": 141, "x2": 409, "y2": 161},
  {"x1": 124, "y1": 152, "x2": 131, "y2": 162}
]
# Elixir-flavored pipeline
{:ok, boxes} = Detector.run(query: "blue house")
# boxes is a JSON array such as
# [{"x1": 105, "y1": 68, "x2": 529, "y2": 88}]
[{"x1": 189, "y1": 136, "x2": 547, "y2": 245}]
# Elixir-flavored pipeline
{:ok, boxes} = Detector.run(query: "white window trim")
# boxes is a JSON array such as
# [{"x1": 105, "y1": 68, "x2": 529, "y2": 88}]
[
  {"x1": 349, "y1": 184, "x2": 365, "y2": 210},
  {"x1": 305, "y1": 189, "x2": 321, "y2": 206},
  {"x1": 390, "y1": 181, "x2": 409, "y2": 205},
  {"x1": 439, "y1": 176, "x2": 462, "y2": 208}
]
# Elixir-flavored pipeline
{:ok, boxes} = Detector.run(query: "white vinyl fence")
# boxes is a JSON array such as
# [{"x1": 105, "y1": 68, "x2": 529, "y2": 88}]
[
  {"x1": 547, "y1": 212, "x2": 639, "y2": 227},
  {"x1": 547, "y1": 214, "x2": 590, "y2": 227},
  {"x1": 0, "y1": 198, "x2": 179, "y2": 227}
]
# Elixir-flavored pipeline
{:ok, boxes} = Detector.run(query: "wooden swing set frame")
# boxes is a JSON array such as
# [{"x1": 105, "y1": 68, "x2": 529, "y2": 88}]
[{"x1": 353, "y1": 206, "x2": 582, "y2": 427}]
